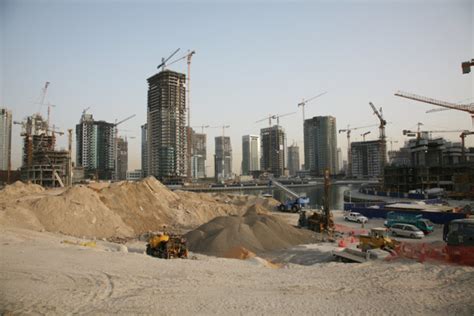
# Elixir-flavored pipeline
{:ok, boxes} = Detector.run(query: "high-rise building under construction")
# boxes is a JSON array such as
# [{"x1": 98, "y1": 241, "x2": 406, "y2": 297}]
[
  {"x1": 0, "y1": 108, "x2": 12, "y2": 171},
  {"x1": 304, "y1": 116, "x2": 337, "y2": 175},
  {"x1": 260, "y1": 126, "x2": 286, "y2": 177},
  {"x1": 192, "y1": 130, "x2": 207, "y2": 179},
  {"x1": 241, "y1": 135, "x2": 260, "y2": 175},
  {"x1": 287, "y1": 144, "x2": 300, "y2": 176},
  {"x1": 147, "y1": 70, "x2": 187, "y2": 183},
  {"x1": 116, "y1": 137, "x2": 128, "y2": 180},
  {"x1": 141, "y1": 123, "x2": 148, "y2": 178},
  {"x1": 214, "y1": 136, "x2": 232, "y2": 181},
  {"x1": 76, "y1": 112, "x2": 115, "y2": 180}
]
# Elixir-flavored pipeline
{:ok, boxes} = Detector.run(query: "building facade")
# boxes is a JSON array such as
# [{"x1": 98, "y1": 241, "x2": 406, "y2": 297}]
[
  {"x1": 141, "y1": 123, "x2": 148, "y2": 178},
  {"x1": 126, "y1": 169, "x2": 143, "y2": 181},
  {"x1": 0, "y1": 108, "x2": 12, "y2": 171},
  {"x1": 351, "y1": 140, "x2": 385, "y2": 178},
  {"x1": 147, "y1": 70, "x2": 187, "y2": 183},
  {"x1": 192, "y1": 131, "x2": 207, "y2": 179},
  {"x1": 214, "y1": 136, "x2": 232, "y2": 181},
  {"x1": 336, "y1": 147, "x2": 343, "y2": 174},
  {"x1": 241, "y1": 135, "x2": 260, "y2": 176},
  {"x1": 260, "y1": 126, "x2": 286, "y2": 177},
  {"x1": 287, "y1": 144, "x2": 300, "y2": 176},
  {"x1": 116, "y1": 137, "x2": 128, "y2": 180},
  {"x1": 304, "y1": 116, "x2": 337, "y2": 175},
  {"x1": 384, "y1": 136, "x2": 474, "y2": 194},
  {"x1": 76, "y1": 112, "x2": 115, "y2": 180}
]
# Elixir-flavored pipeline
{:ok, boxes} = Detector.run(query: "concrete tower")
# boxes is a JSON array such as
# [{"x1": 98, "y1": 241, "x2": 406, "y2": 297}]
[
  {"x1": 147, "y1": 70, "x2": 187, "y2": 183},
  {"x1": 0, "y1": 108, "x2": 12, "y2": 171},
  {"x1": 242, "y1": 135, "x2": 260, "y2": 175},
  {"x1": 304, "y1": 116, "x2": 337, "y2": 175}
]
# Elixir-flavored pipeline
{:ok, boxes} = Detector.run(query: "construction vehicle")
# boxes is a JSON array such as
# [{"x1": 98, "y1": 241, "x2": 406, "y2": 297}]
[
  {"x1": 298, "y1": 170, "x2": 334, "y2": 233},
  {"x1": 332, "y1": 228, "x2": 399, "y2": 263},
  {"x1": 358, "y1": 227, "x2": 400, "y2": 251},
  {"x1": 146, "y1": 232, "x2": 188, "y2": 259},
  {"x1": 384, "y1": 211, "x2": 434, "y2": 234},
  {"x1": 443, "y1": 218, "x2": 474, "y2": 266},
  {"x1": 269, "y1": 177, "x2": 309, "y2": 212}
]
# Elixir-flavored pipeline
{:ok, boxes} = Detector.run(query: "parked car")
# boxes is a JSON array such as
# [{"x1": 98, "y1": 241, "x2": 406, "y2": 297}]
[
  {"x1": 344, "y1": 212, "x2": 368, "y2": 223},
  {"x1": 389, "y1": 223, "x2": 424, "y2": 239}
]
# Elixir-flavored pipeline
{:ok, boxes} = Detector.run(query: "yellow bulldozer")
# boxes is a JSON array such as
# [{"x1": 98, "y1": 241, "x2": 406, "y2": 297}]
[
  {"x1": 358, "y1": 228, "x2": 400, "y2": 251},
  {"x1": 146, "y1": 233, "x2": 188, "y2": 259}
]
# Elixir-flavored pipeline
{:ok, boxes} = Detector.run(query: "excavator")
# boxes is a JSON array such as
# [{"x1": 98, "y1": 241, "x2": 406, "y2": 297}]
[{"x1": 146, "y1": 232, "x2": 188, "y2": 259}]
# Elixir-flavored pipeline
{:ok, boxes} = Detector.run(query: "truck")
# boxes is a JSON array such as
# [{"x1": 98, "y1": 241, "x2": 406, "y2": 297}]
[
  {"x1": 279, "y1": 197, "x2": 310, "y2": 212},
  {"x1": 270, "y1": 177, "x2": 310, "y2": 213},
  {"x1": 443, "y1": 218, "x2": 474, "y2": 266},
  {"x1": 384, "y1": 211, "x2": 434, "y2": 234}
]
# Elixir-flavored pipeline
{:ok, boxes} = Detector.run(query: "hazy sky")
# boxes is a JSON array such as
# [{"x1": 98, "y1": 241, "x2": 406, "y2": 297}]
[{"x1": 1, "y1": 0, "x2": 473, "y2": 175}]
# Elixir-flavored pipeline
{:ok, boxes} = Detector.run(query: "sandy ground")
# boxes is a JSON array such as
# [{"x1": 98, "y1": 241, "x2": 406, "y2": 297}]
[{"x1": 1, "y1": 226, "x2": 473, "y2": 315}]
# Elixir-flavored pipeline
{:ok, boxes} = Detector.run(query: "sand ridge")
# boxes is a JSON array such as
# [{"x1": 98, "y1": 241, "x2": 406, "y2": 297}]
[{"x1": 0, "y1": 177, "x2": 278, "y2": 239}]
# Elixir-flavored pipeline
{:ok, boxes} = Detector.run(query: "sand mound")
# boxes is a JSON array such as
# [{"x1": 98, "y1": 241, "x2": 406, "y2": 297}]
[
  {"x1": 0, "y1": 181, "x2": 44, "y2": 199},
  {"x1": 185, "y1": 205, "x2": 317, "y2": 256},
  {"x1": 0, "y1": 177, "x2": 279, "y2": 239}
]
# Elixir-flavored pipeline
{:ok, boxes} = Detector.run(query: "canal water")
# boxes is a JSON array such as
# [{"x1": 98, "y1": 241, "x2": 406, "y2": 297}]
[{"x1": 224, "y1": 184, "x2": 360, "y2": 210}]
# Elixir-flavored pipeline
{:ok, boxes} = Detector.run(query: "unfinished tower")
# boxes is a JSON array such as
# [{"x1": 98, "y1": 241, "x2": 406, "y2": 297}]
[
  {"x1": 76, "y1": 112, "x2": 115, "y2": 180},
  {"x1": 20, "y1": 114, "x2": 69, "y2": 187},
  {"x1": 260, "y1": 126, "x2": 286, "y2": 177},
  {"x1": 147, "y1": 70, "x2": 187, "y2": 183}
]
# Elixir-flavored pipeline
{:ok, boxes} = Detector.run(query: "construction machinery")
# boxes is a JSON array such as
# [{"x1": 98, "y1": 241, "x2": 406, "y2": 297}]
[
  {"x1": 395, "y1": 91, "x2": 474, "y2": 127},
  {"x1": 338, "y1": 123, "x2": 378, "y2": 177},
  {"x1": 358, "y1": 227, "x2": 400, "y2": 251},
  {"x1": 256, "y1": 112, "x2": 296, "y2": 127},
  {"x1": 146, "y1": 232, "x2": 188, "y2": 259},
  {"x1": 443, "y1": 218, "x2": 474, "y2": 266},
  {"x1": 332, "y1": 227, "x2": 399, "y2": 263},
  {"x1": 297, "y1": 91, "x2": 327, "y2": 121},
  {"x1": 462, "y1": 58, "x2": 474, "y2": 74},
  {"x1": 361, "y1": 131, "x2": 371, "y2": 141},
  {"x1": 271, "y1": 177, "x2": 309, "y2": 212},
  {"x1": 298, "y1": 170, "x2": 334, "y2": 233}
]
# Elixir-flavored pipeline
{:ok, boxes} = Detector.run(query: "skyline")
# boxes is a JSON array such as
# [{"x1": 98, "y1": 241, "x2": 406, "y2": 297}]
[{"x1": 1, "y1": 0, "x2": 473, "y2": 175}]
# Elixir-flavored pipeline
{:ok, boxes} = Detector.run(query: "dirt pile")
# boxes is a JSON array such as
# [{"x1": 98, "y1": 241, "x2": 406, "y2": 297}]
[
  {"x1": 0, "y1": 177, "x2": 279, "y2": 239},
  {"x1": 185, "y1": 204, "x2": 318, "y2": 256},
  {"x1": 1, "y1": 181, "x2": 44, "y2": 198}
]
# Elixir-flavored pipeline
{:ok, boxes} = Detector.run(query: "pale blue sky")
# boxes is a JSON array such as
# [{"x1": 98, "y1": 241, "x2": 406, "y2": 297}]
[{"x1": 1, "y1": 0, "x2": 473, "y2": 174}]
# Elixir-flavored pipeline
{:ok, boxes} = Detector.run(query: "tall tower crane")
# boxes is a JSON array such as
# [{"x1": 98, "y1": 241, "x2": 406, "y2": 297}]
[
  {"x1": 192, "y1": 125, "x2": 210, "y2": 134},
  {"x1": 368, "y1": 102, "x2": 387, "y2": 141},
  {"x1": 256, "y1": 112, "x2": 296, "y2": 127},
  {"x1": 361, "y1": 131, "x2": 371, "y2": 141},
  {"x1": 157, "y1": 48, "x2": 180, "y2": 71},
  {"x1": 460, "y1": 131, "x2": 474, "y2": 162},
  {"x1": 297, "y1": 91, "x2": 327, "y2": 121},
  {"x1": 210, "y1": 125, "x2": 230, "y2": 138},
  {"x1": 394, "y1": 91, "x2": 474, "y2": 127},
  {"x1": 338, "y1": 123, "x2": 378, "y2": 177}
]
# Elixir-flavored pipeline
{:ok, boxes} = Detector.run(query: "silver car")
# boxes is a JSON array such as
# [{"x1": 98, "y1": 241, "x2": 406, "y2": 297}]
[{"x1": 389, "y1": 223, "x2": 424, "y2": 239}]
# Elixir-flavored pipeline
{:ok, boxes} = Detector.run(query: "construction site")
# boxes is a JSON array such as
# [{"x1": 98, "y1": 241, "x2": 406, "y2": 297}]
[
  {"x1": 2, "y1": 2, "x2": 474, "y2": 315},
  {"x1": 14, "y1": 83, "x2": 73, "y2": 188},
  {"x1": 0, "y1": 176, "x2": 473, "y2": 314}
]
